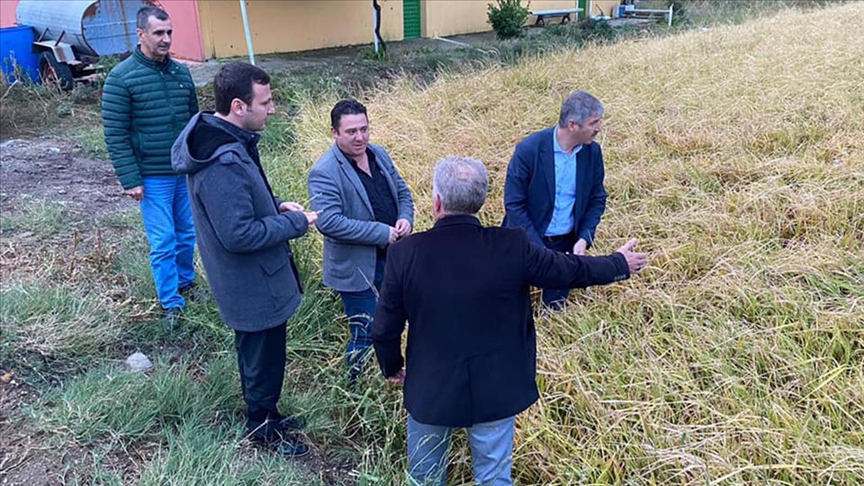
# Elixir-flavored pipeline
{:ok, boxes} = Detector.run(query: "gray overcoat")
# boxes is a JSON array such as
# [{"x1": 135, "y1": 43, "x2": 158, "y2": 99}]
[{"x1": 173, "y1": 113, "x2": 309, "y2": 332}]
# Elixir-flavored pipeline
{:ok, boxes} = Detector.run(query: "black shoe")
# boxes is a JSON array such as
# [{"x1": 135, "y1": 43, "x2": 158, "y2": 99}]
[
  {"x1": 179, "y1": 283, "x2": 208, "y2": 303},
  {"x1": 253, "y1": 432, "x2": 310, "y2": 458},
  {"x1": 161, "y1": 307, "x2": 183, "y2": 332},
  {"x1": 278, "y1": 415, "x2": 307, "y2": 432},
  {"x1": 272, "y1": 434, "x2": 310, "y2": 458}
]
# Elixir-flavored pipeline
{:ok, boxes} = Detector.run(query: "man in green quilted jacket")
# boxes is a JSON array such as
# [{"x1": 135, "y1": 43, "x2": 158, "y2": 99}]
[{"x1": 102, "y1": 6, "x2": 200, "y2": 330}]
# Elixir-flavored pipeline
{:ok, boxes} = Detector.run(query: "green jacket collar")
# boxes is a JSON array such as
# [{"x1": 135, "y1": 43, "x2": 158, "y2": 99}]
[{"x1": 132, "y1": 46, "x2": 171, "y2": 71}]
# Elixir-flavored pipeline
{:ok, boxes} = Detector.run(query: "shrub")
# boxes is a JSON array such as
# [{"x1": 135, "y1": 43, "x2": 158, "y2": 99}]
[
  {"x1": 487, "y1": 0, "x2": 531, "y2": 40},
  {"x1": 542, "y1": 18, "x2": 620, "y2": 45}
]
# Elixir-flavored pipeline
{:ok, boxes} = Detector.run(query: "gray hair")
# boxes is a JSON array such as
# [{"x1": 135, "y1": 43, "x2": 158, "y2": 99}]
[
  {"x1": 558, "y1": 90, "x2": 603, "y2": 128},
  {"x1": 433, "y1": 156, "x2": 488, "y2": 215},
  {"x1": 137, "y1": 6, "x2": 170, "y2": 31}
]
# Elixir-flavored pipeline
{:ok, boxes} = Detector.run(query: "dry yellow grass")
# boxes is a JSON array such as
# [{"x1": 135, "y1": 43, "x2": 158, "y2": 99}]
[{"x1": 290, "y1": 3, "x2": 863, "y2": 484}]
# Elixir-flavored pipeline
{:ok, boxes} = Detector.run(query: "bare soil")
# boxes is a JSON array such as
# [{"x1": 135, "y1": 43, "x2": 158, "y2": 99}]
[{"x1": 0, "y1": 138, "x2": 132, "y2": 218}]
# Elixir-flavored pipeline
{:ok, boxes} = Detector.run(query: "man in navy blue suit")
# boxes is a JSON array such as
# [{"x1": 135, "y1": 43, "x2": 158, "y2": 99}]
[{"x1": 503, "y1": 90, "x2": 607, "y2": 309}]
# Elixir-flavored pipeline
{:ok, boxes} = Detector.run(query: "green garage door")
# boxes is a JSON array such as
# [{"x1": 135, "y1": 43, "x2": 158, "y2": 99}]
[{"x1": 404, "y1": 0, "x2": 421, "y2": 39}]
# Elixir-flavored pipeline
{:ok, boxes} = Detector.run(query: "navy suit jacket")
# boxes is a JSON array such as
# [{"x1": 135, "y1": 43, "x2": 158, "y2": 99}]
[
  {"x1": 373, "y1": 215, "x2": 630, "y2": 427},
  {"x1": 502, "y1": 127, "x2": 607, "y2": 248}
]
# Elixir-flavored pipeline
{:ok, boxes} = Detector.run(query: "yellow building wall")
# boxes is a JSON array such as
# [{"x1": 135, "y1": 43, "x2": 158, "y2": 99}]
[
  {"x1": 197, "y1": 0, "x2": 623, "y2": 59},
  {"x1": 422, "y1": 0, "x2": 580, "y2": 38},
  {"x1": 199, "y1": 0, "x2": 404, "y2": 59}
]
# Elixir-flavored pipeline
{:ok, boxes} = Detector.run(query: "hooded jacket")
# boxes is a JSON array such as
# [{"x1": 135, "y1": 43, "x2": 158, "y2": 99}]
[{"x1": 172, "y1": 112, "x2": 309, "y2": 332}]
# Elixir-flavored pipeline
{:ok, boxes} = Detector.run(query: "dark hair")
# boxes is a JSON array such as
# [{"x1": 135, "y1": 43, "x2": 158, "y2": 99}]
[
  {"x1": 558, "y1": 90, "x2": 603, "y2": 128},
  {"x1": 213, "y1": 62, "x2": 271, "y2": 116},
  {"x1": 136, "y1": 6, "x2": 169, "y2": 31},
  {"x1": 330, "y1": 99, "x2": 368, "y2": 131}
]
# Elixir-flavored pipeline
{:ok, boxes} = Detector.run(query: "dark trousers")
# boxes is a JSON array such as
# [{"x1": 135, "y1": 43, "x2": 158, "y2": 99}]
[
  {"x1": 541, "y1": 233, "x2": 576, "y2": 310},
  {"x1": 338, "y1": 256, "x2": 386, "y2": 384},
  {"x1": 235, "y1": 322, "x2": 287, "y2": 439}
]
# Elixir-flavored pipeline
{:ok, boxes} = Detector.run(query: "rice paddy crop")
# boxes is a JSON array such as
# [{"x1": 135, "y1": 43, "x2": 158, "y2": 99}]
[{"x1": 289, "y1": 3, "x2": 864, "y2": 483}]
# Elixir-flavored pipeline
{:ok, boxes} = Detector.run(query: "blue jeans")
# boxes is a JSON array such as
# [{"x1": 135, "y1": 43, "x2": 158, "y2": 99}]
[
  {"x1": 338, "y1": 256, "x2": 385, "y2": 383},
  {"x1": 140, "y1": 175, "x2": 196, "y2": 310},
  {"x1": 407, "y1": 414, "x2": 515, "y2": 486},
  {"x1": 541, "y1": 234, "x2": 575, "y2": 310}
]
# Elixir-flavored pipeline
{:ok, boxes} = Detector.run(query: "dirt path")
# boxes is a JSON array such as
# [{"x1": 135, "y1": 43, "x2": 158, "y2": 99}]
[{"x1": 0, "y1": 138, "x2": 132, "y2": 218}]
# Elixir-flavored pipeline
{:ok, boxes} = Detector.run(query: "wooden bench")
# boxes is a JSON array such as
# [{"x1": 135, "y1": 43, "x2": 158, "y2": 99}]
[
  {"x1": 624, "y1": 5, "x2": 674, "y2": 27},
  {"x1": 531, "y1": 8, "x2": 583, "y2": 27}
]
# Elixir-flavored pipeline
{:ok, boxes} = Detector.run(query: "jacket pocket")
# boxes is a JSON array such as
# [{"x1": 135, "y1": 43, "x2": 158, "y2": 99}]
[
  {"x1": 260, "y1": 257, "x2": 293, "y2": 309},
  {"x1": 326, "y1": 241, "x2": 355, "y2": 279},
  {"x1": 260, "y1": 257, "x2": 288, "y2": 276}
]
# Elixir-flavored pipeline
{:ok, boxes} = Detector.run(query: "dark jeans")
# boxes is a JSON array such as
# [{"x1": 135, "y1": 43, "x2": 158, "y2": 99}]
[
  {"x1": 541, "y1": 233, "x2": 576, "y2": 310},
  {"x1": 338, "y1": 256, "x2": 386, "y2": 384},
  {"x1": 235, "y1": 322, "x2": 287, "y2": 439}
]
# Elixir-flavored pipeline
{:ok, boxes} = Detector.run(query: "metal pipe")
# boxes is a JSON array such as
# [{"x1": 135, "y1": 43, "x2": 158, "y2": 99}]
[
  {"x1": 238, "y1": 0, "x2": 255, "y2": 65},
  {"x1": 372, "y1": 0, "x2": 385, "y2": 54},
  {"x1": 372, "y1": 1, "x2": 379, "y2": 54}
]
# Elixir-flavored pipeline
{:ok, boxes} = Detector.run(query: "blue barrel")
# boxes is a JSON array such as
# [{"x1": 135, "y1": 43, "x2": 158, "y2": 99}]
[{"x1": 0, "y1": 24, "x2": 39, "y2": 84}]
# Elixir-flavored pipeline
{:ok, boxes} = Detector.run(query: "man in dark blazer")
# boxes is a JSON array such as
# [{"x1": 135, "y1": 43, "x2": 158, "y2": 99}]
[
  {"x1": 307, "y1": 100, "x2": 414, "y2": 384},
  {"x1": 173, "y1": 63, "x2": 317, "y2": 457},
  {"x1": 373, "y1": 156, "x2": 647, "y2": 485},
  {"x1": 503, "y1": 90, "x2": 608, "y2": 309}
]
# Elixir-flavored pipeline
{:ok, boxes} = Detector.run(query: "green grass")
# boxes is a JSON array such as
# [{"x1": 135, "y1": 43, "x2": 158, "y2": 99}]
[
  {"x1": 138, "y1": 420, "x2": 323, "y2": 486},
  {"x1": 0, "y1": 284, "x2": 121, "y2": 358},
  {"x1": 0, "y1": 200, "x2": 80, "y2": 236},
  {"x1": 74, "y1": 124, "x2": 110, "y2": 159},
  {"x1": 27, "y1": 354, "x2": 324, "y2": 484},
  {"x1": 31, "y1": 355, "x2": 240, "y2": 446}
]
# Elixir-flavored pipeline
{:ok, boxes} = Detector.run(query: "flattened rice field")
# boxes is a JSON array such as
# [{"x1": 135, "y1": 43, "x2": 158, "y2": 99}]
[{"x1": 286, "y1": 4, "x2": 864, "y2": 484}]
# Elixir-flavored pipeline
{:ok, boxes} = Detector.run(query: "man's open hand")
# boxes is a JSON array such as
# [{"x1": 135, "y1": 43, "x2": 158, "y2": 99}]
[{"x1": 616, "y1": 238, "x2": 648, "y2": 274}]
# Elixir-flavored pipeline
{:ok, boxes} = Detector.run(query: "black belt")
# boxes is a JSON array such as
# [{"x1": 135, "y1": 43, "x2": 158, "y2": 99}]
[{"x1": 543, "y1": 233, "x2": 572, "y2": 243}]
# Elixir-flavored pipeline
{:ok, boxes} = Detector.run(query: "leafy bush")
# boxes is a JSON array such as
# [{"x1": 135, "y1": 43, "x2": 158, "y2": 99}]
[{"x1": 487, "y1": 0, "x2": 531, "y2": 40}]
